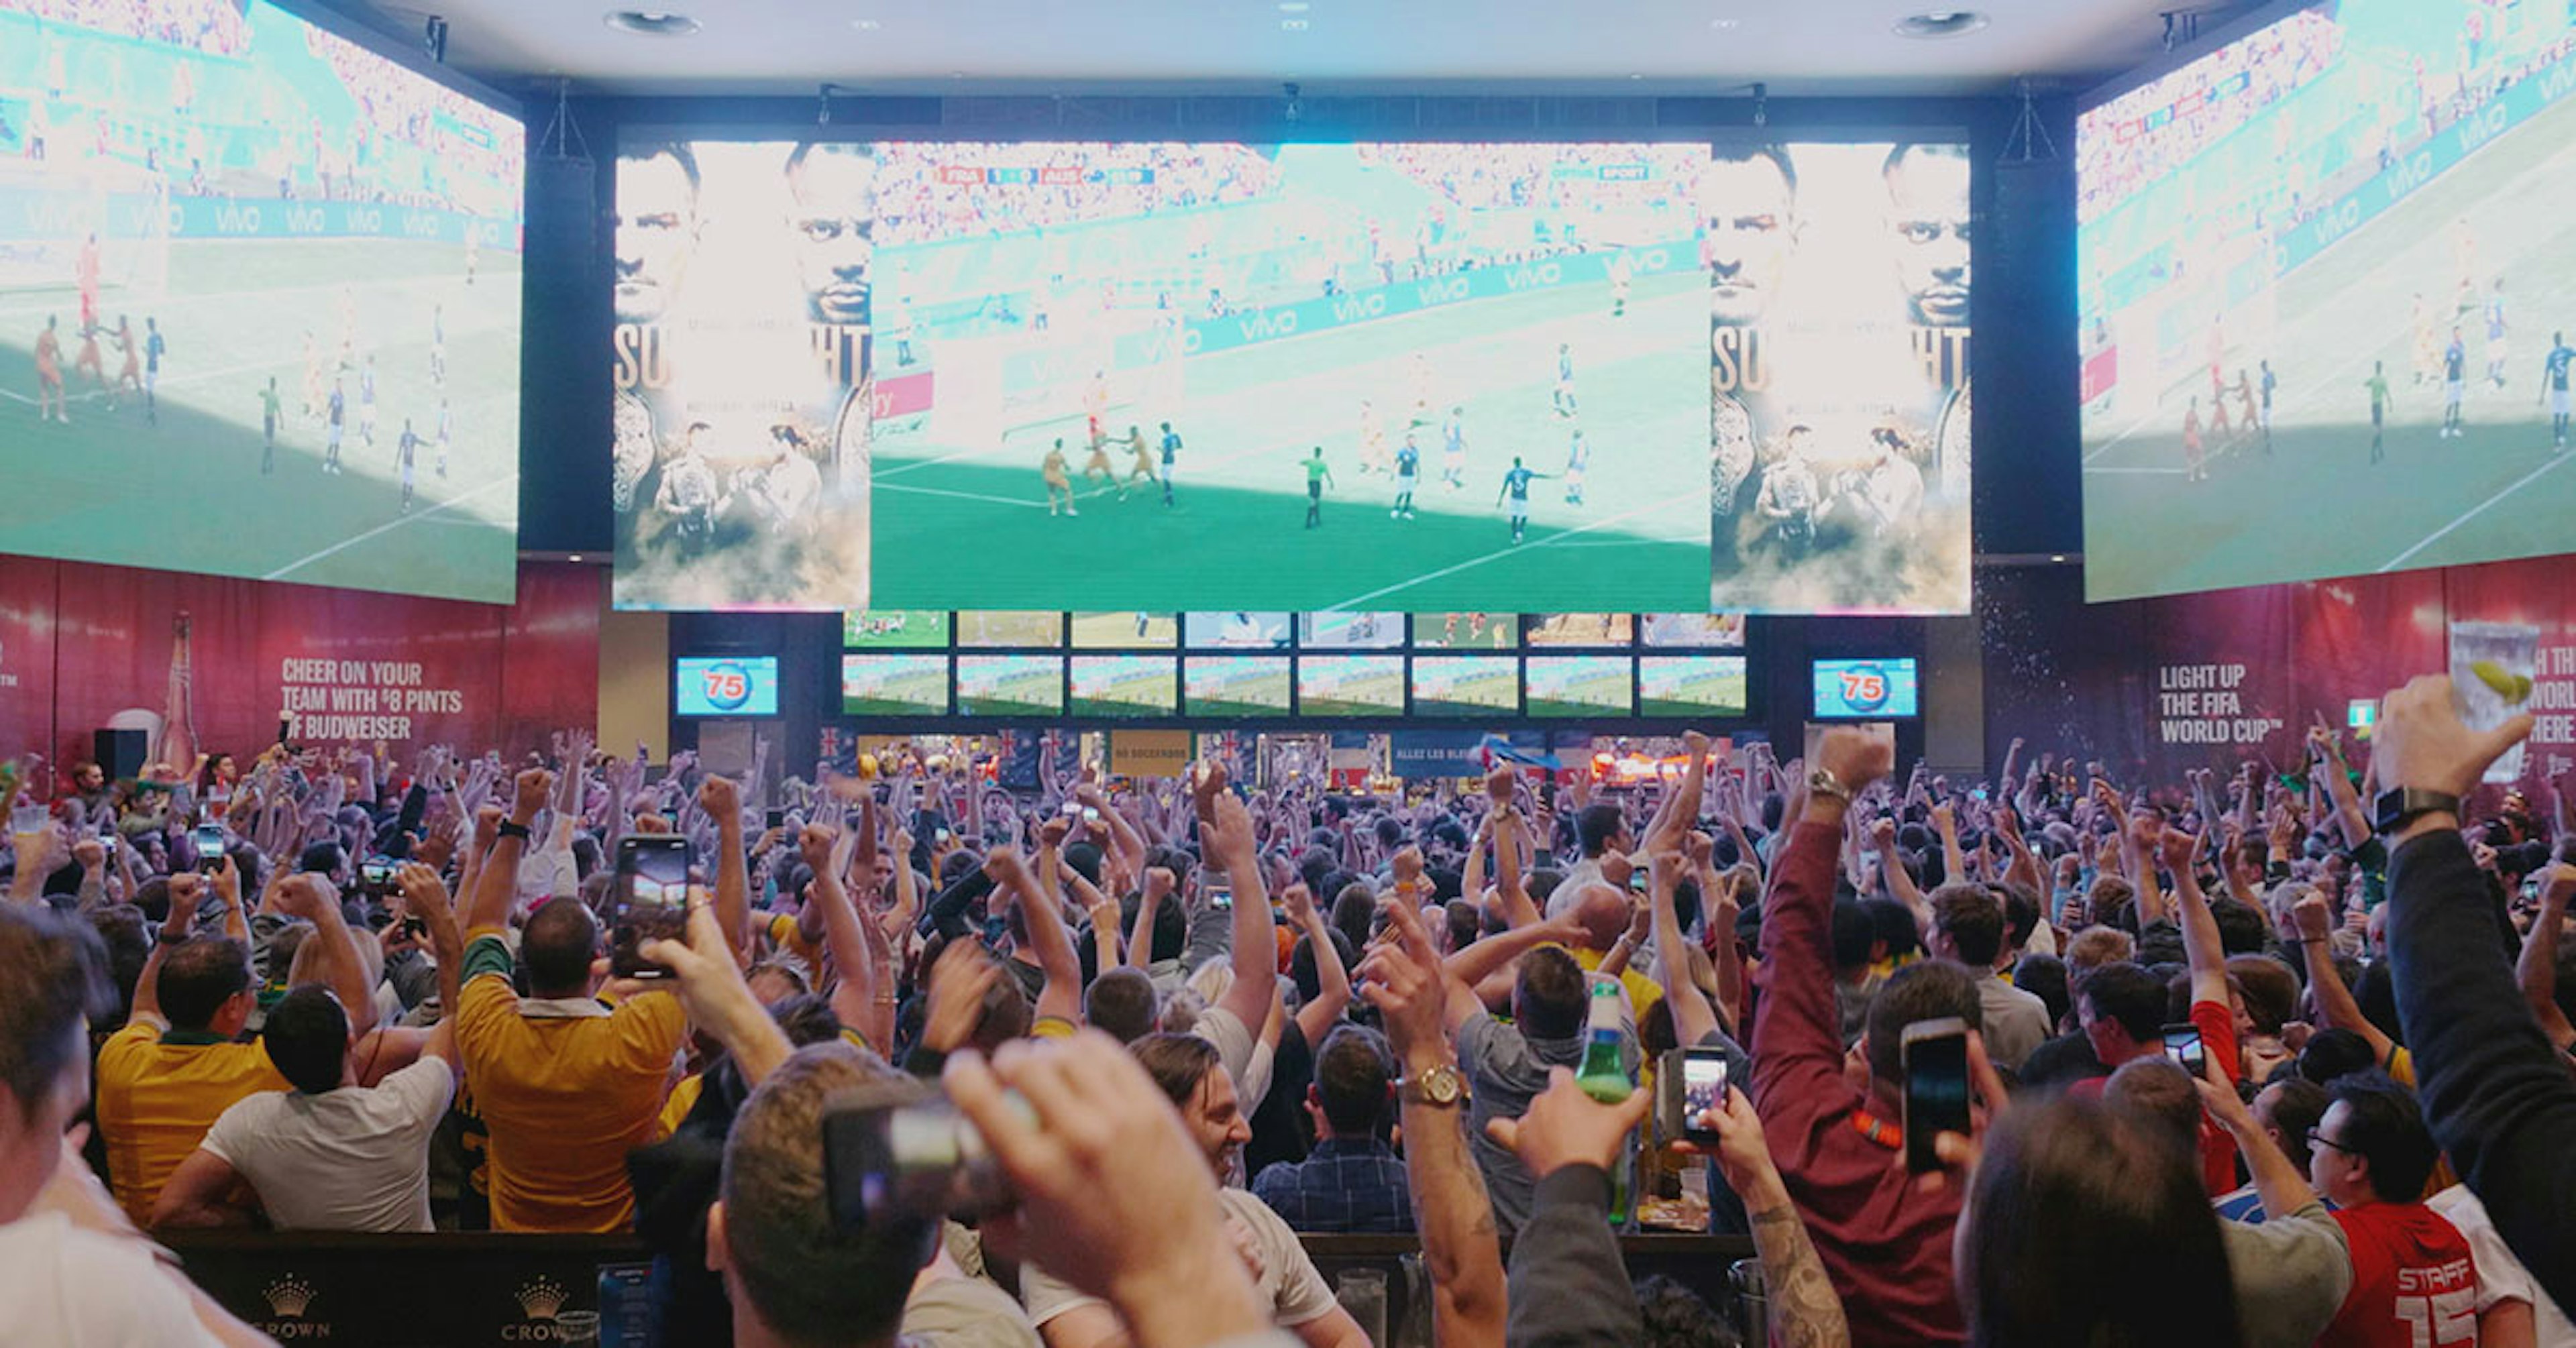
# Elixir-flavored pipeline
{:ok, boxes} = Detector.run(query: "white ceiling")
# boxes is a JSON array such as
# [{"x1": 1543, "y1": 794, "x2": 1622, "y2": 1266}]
[{"x1": 341, "y1": 0, "x2": 2256, "y2": 98}]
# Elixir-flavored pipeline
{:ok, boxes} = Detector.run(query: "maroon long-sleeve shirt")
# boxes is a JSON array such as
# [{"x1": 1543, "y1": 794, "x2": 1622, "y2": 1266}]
[{"x1": 1754, "y1": 818, "x2": 1966, "y2": 1347}]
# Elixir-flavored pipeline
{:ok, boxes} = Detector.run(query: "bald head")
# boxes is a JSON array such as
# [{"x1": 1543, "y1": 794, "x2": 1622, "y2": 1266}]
[
  {"x1": 523, "y1": 896, "x2": 600, "y2": 998},
  {"x1": 1569, "y1": 881, "x2": 1630, "y2": 951}
]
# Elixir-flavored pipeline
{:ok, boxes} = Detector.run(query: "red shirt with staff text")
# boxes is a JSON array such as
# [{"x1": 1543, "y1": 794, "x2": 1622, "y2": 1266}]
[{"x1": 2320, "y1": 1201, "x2": 2476, "y2": 1348}]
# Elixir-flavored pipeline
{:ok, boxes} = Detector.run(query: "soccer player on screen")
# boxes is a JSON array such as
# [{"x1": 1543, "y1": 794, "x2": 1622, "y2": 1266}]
[
  {"x1": 1755, "y1": 433, "x2": 1818, "y2": 557},
  {"x1": 2208, "y1": 378, "x2": 2234, "y2": 445},
  {"x1": 98, "y1": 318, "x2": 136, "y2": 414},
  {"x1": 1562, "y1": 429, "x2": 1590, "y2": 506},
  {"x1": 2181, "y1": 397, "x2": 2204, "y2": 484},
  {"x1": 435, "y1": 398, "x2": 451, "y2": 478},
  {"x1": 1442, "y1": 404, "x2": 1468, "y2": 488},
  {"x1": 2411, "y1": 293, "x2": 2438, "y2": 386},
  {"x1": 1607, "y1": 249, "x2": 1632, "y2": 318},
  {"x1": 784, "y1": 140, "x2": 875, "y2": 326},
  {"x1": 2483, "y1": 280, "x2": 2508, "y2": 389},
  {"x1": 358, "y1": 353, "x2": 377, "y2": 450},
  {"x1": 396, "y1": 419, "x2": 419, "y2": 513},
  {"x1": 1080, "y1": 435, "x2": 1116, "y2": 495},
  {"x1": 76, "y1": 231, "x2": 100, "y2": 335},
  {"x1": 1304, "y1": 447, "x2": 1335, "y2": 528},
  {"x1": 142, "y1": 317, "x2": 164, "y2": 425},
  {"x1": 71, "y1": 319, "x2": 105, "y2": 401},
  {"x1": 1122, "y1": 425, "x2": 1156, "y2": 499},
  {"x1": 1159, "y1": 421, "x2": 1181, "y2": 506},
  {"x1": 614, "y1": 143, "x2": 702, "y2": 325},
  {"x1": 258, "y1": 378, "x2": 280, "y2": 474},
  {"x1": 430, "y1": 305, "x2": 445, "y2": 388},
  {"x1": 1495, "y1": 456, "x2": 1548, "y2": 545},
  {"x1": 1042, "y1": 439, "x2": 1075, "y2": 517},
  {"x1": 1358, "y1": 399, "x2": 1388, "y2": 475},
  {"x1": 1083, "y1": 371, "x2": 1109, "y2": 450},
  {"x1": 1884, "y1": 144, "x2": 1970, "y2": 327},
  {"x1": 1703, "y1": 146, "x2": 1797, "y2": 327},
  {"x1": 300, "y1": 331, "x2": 324, "y2": 418},
  {"x1": 2365, "y1": 363, "x2": 2390, "y2": 464},
  {"x1": 2442, "y1": 328, "x2": 2467, "y2": 439},
  {"x1": 32, "y1": 316, "x2": 66, "y2": 424},
  {"x1": 325, "y1": 378, "x2": 345, "y2": 474},
  {"x1": 1392, "y1": 432, "x2": 1419, "y2": 519},
  {"x1": 2232, "y1": 370, "x2": 2259, "y2": 453},
  {"x1": 2257, "y1": 359, "x2": 2275, "y2": 451},
  {"x1": 2540, "y1": 333, "x2": 2573, "y2": 449}
]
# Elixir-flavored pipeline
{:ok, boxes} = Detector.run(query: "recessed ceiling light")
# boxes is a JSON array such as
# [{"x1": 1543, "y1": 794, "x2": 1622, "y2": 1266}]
[
  {"x1": 1281, "y1": 17, "x2": 1309, "y2": 30},
  {"x1": 1628, "y1": 72, "x2": 1644, "y2": 80},
  {"x1": 2049, "y1": 554, "x2": 2068, "y2": 563},
  {"x1": 603, "y1": 10, "x2": 698, "y2": 36},
  {"x1": 850, "y1": 17, "x2": 880, "y2": 29},
  {"x1": 567, "y1": 554, "x2": 584, "y2": 563},
  {"x1": 1709, "y1": 17, "x2": 1739, "y2": 29},
  {"x1": 1278, "y1": 1, "x2": 1311, "y2": 10},
  {"x1": 1893, "y1": 9, "x2": 1987, "y2": 38}
]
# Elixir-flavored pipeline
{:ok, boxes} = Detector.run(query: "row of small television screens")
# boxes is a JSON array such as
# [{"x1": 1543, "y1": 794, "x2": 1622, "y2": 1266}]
[
  {"x1": 677, "y1": 655, "x2": 1918, "y2": 722},
  {"x1": 844, "y1": 612, "x2": 1747, "y2": 651}
]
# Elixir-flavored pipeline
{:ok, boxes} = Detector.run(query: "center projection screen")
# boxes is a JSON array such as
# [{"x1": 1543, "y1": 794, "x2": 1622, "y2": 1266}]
[
  {"x1": 609, "y1": 135, "x2": 1971, "y2": 616},
  {"x1": 2076, "y1": 0, "x2": 2576, "y2": 599}
]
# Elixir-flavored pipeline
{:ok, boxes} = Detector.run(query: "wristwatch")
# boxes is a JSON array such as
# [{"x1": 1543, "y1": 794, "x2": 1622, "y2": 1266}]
[
  {"x1": 496, "y1": 819, "x2": 533, "y2": 842},
  {"x1": 2372, "y1": 787, "x2": 2461, "y2": 836},
  {"x1": 1806, "y1": 767, "x2": 1854, "y2": 806},
  {"x1": 1396, "y1": 1062, "x2": 1464, "y2": 1108}
]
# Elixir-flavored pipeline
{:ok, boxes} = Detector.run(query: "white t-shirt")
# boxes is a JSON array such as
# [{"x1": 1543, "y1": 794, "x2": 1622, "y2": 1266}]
[
  {"x1": 1019, "y1": 1188, "x2": 1338, "y2": 1331},
  {"x1": 2429, "y1": 1185, "x2": 2576, "y2": 1346},
  {"x1": 199, "y1": 1058, "x2": 455, "y2": 1233},
  {"x1": 0, "y1": 1211, "x2": 223, "y2": 1347}
]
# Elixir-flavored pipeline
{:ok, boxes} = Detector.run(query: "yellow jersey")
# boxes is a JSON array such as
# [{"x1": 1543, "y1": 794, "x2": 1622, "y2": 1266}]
[
  {"x1": 95, "y1": 1019, "x2": 290, "y2": 1225},
  {"x1": 455, "y1": 929, "x2": 687, "y2": 1233}
]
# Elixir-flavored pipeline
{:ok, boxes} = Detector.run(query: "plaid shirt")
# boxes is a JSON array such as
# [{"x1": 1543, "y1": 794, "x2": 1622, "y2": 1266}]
[{"x1": 1250, "y1": 1137, "x2": 1414, "y2": 1234}]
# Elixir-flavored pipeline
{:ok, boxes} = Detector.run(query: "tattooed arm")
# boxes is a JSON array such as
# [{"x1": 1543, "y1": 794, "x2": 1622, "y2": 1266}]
[{"x1": 1697, "y1": 1086, "x2": 1850, "y2": 1348}]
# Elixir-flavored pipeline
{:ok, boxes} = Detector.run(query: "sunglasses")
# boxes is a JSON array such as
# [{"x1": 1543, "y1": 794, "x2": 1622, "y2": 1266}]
[{"x1": 2304, "y1": 1129, "x2": 2358, "y2": 1157}]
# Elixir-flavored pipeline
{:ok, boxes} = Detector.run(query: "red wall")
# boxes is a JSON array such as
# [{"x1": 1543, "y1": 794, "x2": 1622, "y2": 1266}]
[
  {"x1": 1982, "y1": 555, "x2": 2576, "y2": 785},
  {"x1": 0, "y1": 559, "x2": 599, "y2": 777}
]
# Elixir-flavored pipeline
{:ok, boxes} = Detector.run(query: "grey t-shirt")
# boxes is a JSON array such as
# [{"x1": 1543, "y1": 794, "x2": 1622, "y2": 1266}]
[
  {"x1": 1458, "y1": 1006, "x2": 1635, "y2": 1239},
  {"x1": 1020, "y1": 1188, "x2": 1338, "y2": 1332},
  {"x1": 902, "y1": 1271, "x2": 1041, "y2": 1348},
  {"x1": 2220, "y1": 1200, "x2": 2353, "y2": 1348},
  {"x1": 200, "y1": 1059, "x2": 455, "y2": 1233}
]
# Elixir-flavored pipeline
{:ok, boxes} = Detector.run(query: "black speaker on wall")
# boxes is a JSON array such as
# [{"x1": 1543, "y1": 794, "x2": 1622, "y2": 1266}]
[
  {"x1": 520, "y1": 149, "x2": 612, "y2": 553},
  {"x1": 93, "y1": 728, "x2": 148, "y2": 781}
]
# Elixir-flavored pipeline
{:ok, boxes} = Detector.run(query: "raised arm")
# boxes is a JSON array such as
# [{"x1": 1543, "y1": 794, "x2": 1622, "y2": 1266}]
[
  {"x1": 1491, "y1": 806, "x2": 1542, "y2": 932},
  {"x1": 1195, "y1": 763, "x2": 1277, "y2": 1035},
  {"x1": 1690, "y1": 1086, "x2": 1851, "y2": 1348},
  {"x1": 1127, "y1": 866, "x2": 1171, "y2": 970},
  {"x1": 1869, "y1": 816, "x2": 1933, "y2": 935},
  {"x1": 993, "y1": 842, "x2": 1083, "y2": 1027},
  {"x1": 1649, "y1": 849, "x2": 1719, "y2": 1048},
  {"x1": 273, "y1": 875, "x2": 378, "y2": 1037},
  {"x1": 2519, "y1": 864, "x2": 2576, "y2": 1050},
  {"x1": 1356, "y1": 899, "x2": 1505, "y2": 1348},
  {"x1": 2290, "y1": 892, "x2": 2394, "y2": 1063},
  {"x1": 2198, "y1": 1058, "x2": 2318, "y2": 1225},
  {"x1": 2161, "y1": 828, "x2": 2230, "y2": 1011},
  {"x1": 466, "y1": 769, "x2": 551, "y2": 934},
  {"x1": 698, "y1": 773, "x2": 753, "y2": 960},
  {"x1": 801, "y1": 824, "x2": 894, "y2": 1049},
  {"x1": 1932, "y1": 799, "x2": 1966, "y2": 887},
  {"x1": 2310, "y1": 728, "x2": 2372, "y2": 851},
  {"x1": 1285, "y1": 882, "x2": 1350, "y2": 1045}
]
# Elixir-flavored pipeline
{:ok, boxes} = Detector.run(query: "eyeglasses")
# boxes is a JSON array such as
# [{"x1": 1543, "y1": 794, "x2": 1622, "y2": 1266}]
[{"x1": 2304, "y1": 1129, "x2": 2358, "y2": 1157}]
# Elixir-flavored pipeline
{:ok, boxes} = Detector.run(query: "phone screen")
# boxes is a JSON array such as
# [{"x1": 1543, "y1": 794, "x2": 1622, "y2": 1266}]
[
  {"x1": 1209, "y1": 885, "x2": 1234, "y2": 911},
  {"x1": 612, "y1": 837, "x2": 693, "y2": 978},
  {"x1": 361, "y1": 860, "x2": 394, "y2": 890},
  {"x1": 2163, "y1": 1024, "x2": 2207, "y2": 1080},
  {"x1": 1680, "y1": 1049, "x2": 1728, "y2": 1142},
  {"x1": 1903, "y1": 1025, "x2": 1971, "y2": 1175},
  {"x1": 194, "y1": 824, "x2": 226, "y2": 873},
  {"x1": 765, "y1": 807, "x2": 786, "y2": 831}
]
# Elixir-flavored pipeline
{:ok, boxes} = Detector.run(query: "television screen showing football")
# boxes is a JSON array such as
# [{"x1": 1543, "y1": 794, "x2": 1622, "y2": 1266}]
[
  {"x1": 2077, "y1": 1, "x2": 2576, "y2": 599},
  {"x1": 614, "y1": 136, "x2": 1719, "y2": 612},
  {"x1": 0, "y1": 0, "x2": 524, "y2": 602}
]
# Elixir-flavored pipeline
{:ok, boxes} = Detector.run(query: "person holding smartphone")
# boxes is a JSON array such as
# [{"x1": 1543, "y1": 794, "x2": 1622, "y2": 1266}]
[{"x1": 1749, "y1": 727, "x2": 1988, "y2": 1347}]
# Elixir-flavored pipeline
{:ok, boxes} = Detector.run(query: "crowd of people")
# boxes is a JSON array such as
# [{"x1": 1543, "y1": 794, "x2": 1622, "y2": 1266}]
[
  {"x1": 872, "y1": 144, "x2": 1287, "y2": 248},
  {"x1": 9, "y1": 0, "x2": 252, "y2": 57},
  {"x1": 3, "y1": 674, "x2": 2575, "y2": 1347}
]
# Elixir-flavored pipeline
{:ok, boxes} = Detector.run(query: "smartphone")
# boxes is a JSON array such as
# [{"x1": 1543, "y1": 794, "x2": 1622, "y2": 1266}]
[
  {"x1": 2162, "y1": 1023, "x2": 2207, "y2": 1080},
  {"x1": 936, "y1": 828, "x2": 953, "y2": 846},
  {"x1": 1082, "y1": 806, "x2": 1102, "y2": 824},
  {"x1": 1209, "y1": 884, "x2": 1234, "y2": 911},
  {"x1": 1902, "y1": 1018, "x2": 1972, "y2": 1176},
  {"x1": 981, "y1": 913, "x2": 1009, "y2": 950},
  {"x1": 360, "y1": 858, "x2": 395, "y2": 893},
  {"x1": 1061, "y1": 800, "x2": 1082, "y2": 818},
  {"x1": 1627, "y1": 868, "x2": 1650, "y2": 894},
  {"x1": 765, "y1": 807, "x2": 786, "y2": 831},
  {"x1": 611, "y1": 836, "x2": 694, "y2": 978},
  {"x1": 194, "y1": 824, "x2": 227, "y2": 874},
  {"x1": 1666, "y1": 1046, "x2": 1727, "y2": 1145}
]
